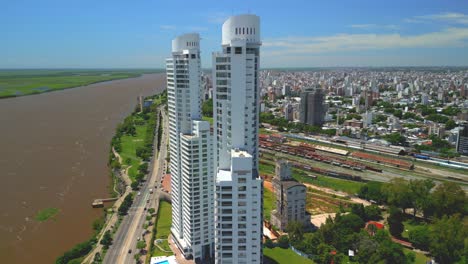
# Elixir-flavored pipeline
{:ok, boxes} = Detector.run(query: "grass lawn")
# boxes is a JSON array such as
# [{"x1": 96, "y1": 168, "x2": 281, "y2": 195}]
[
  {"x1": 264, "y1": 187, "x2": 275, "y2": 221},
  {"x1": 260, "y1": 160, "x2": 364, "y2": 194},
  {"x1": 34, "y1": 207, "x2": 59, "y2": 222},
  {"x1": 119, "y1": 118, "x2": 148, "y2": 181},
  {"x1": 293, "y1": 168, "x2": 364, "y2": 194},
  {"x1": 263, "y1": 247, "x2": 314, "y2": 264},
  {"x1": 152, "y1": 201, "x2": 172, "y2": 257},
  {"x1": 402, "y1": 217, "x2": 426, "y2": 240},
  {"x1": 403, "y1": 248, "x2": 430, "y2": 264},
  {"x1": 0, "y1": 69, "x2": 161, "y2": 98},
  {"x1": 202, "y1": 116, "x2": 213, "y2": 125},
  {"x1": 259, "y1": 162, "x2": 276, "y2": 176}
]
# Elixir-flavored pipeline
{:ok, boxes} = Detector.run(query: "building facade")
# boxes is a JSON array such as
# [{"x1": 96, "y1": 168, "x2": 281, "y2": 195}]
[
  {"x1": 456, "y1": 123, "x2": 468, "y2": 156},
  {"x1": 212, "y1": 14, "x2": 263, "y2": 264},
  {"x1": 270, "y1": 160, "x2": 308, "y2": 231},
  {"x1": 299, "y1": 87, "x2": 326, "y2": 126},
  {"x1": 166, "y1": 33, "x2": 214, "y2": 262}
]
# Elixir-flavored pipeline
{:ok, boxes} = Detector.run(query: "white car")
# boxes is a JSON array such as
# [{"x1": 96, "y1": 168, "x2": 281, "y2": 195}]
[{"x1": 137, "y1": 192, "x2": 141, "y2": 196}]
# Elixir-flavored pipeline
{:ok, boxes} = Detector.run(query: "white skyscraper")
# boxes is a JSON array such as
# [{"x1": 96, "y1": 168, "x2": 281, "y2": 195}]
[
  {"x1": 212, "y1": 15, "x2": 263, "y2": 263},
  {"x1": 166, "y1": 33, "x2": 214, "y2": 262}
]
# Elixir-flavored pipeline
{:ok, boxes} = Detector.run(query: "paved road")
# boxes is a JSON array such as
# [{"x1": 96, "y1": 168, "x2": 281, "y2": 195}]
[{"x1": 104, "y1": 107, "x2": 168, "y2": 264}]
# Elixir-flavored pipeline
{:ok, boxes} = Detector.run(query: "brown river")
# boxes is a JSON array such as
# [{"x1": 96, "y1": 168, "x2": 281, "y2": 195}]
[{"x1": 0, "y1": 73, "x2": 166, "y2": 263}]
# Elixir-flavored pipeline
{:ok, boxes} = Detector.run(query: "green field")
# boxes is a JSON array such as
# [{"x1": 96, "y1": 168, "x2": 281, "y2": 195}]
[
  {"x1": 152, "y1": 201, "x2": 172, "y2": 257},
  {"x1": 120, "y1": 122, "x2": 148, "y2": 181},
  {"x1": 264, "y1": 247, "x2": 314, "y2": 264},
  {"x1": 0, "y1": 69, "x2": 161, "y2": 98},
  {"x1": 35, "y1": 207, "x2": 59, "y2": 222},
  {"x1": 260, "y1": 160, "x2": 364, "y2": 194},
  {"x1": 264, "y1": 187, "x2": 276, "y2": 221}
]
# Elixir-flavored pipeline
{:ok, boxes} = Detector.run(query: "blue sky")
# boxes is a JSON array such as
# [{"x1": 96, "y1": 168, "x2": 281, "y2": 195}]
[{"x1": 1, "y1": 0, "x2": 468, "y2": 68}]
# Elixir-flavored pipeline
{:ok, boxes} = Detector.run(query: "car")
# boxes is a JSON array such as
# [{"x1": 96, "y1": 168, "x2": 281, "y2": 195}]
[
  {"x1": 137, "y1": 192, "x2": 141, "y2": 196},
  {"x1": 144, "y1": 207, "x2": 147, "y2": 211},
  {"x1": 128, "y1": 249, "x2": 132, "y2": 254},
  {"x1": 137, "y1": 237, "x2": 140, "y2": 241}
]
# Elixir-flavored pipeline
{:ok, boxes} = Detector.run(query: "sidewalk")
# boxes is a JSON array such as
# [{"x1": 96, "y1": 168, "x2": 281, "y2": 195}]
[{"x1": 167, "y1": 235, "x2": 195, "y2": 264}]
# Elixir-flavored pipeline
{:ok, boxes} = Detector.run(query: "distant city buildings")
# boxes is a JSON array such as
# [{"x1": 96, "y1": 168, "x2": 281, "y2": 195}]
[
  {"x1": 299, "y1": 87, "x2": 326, "y2": 126},
  {"x1": 270, "y1": 160, "x2": 308, "y2": 231}
]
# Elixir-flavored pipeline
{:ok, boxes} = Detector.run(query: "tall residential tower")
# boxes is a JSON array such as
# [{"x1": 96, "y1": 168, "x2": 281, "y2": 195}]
[
  {"x1": 299, "y1": 87, "x2": 326, "y2": 126},
  {"x1": 212, "y1": 14, "x2": 263, "y2": 264},
  {"x1": 166, "y1": 33, "x2": 214, "y2": 262}
]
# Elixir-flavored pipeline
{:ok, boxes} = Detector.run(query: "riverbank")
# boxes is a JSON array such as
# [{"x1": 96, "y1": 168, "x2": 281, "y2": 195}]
[
  {"x1": 0, "y1": 69, "x2": 163, "y2": 98},
  {"x1": 55, "y1": 92, "x2": 167, "y2": 264},
  {"x1": 0, "y1": 73, "x2": 166, "y2": 264}
]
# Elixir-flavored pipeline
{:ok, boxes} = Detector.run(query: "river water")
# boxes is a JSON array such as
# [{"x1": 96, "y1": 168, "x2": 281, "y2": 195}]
[{"x1": 0, "y1": 73, "x2": 166, "y2": 263}]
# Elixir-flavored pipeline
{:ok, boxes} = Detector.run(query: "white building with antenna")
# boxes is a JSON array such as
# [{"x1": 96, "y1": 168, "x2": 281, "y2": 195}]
[
  {"x1": 166, "y1": 33, "x2": 214, "y2": 262},
  {"x1": 212, "y1": 14, "x2": 263, "y2": 264}
]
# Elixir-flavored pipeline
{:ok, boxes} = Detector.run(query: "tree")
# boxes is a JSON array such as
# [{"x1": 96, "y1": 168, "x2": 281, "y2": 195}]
[
  {"x1": 315, "y1": 243, "x2": 342, "y2": 264},
  {"x1": 131, "y1": 181, "x2": 140, "y2": 190},
  {"x1": 364, "y1": 205, "x2": 382, "y2": 221},
  {"x1": 293, "y1": 232, "x2": 321, "y2": 255},
  {"x1": 382, "y1": 178, "x2": 413, "y2": 211},
  {"x1": 387, "y1": 207, "x2": 404, "y2": 238},
  {"x1": 393, "y1": 109, "x2": 403, "y2": 119},
  {"x1": 408, "y1": 225, "x2": 430, "y2": 250},
  {"x1": 93, "y1": 252, "x2": 102, "y2": 263},
  {"x1": 430, "y1": 214, "x2": 467, "y2": 263},
  {"x1": 286, "y1": 221, "x2": 304, "y2": 242},
  {"x1": 409, "y1": 179, "x2": 435, "y2": 217},
  {"x1": 370, "y1": 239, "x2": 408, "y2": 264},
  {"x1": 358, "y1": 181, "x2": 386, "y2": 203},
  {"x1": 136, "y1": 240, "x2": 146, "y2": 250},
  {"x1": 445, "y1": 119, "x2": 456, "y2": 130},
  {"x1": 355, "y1": 232, "x2": 379, "y2": 263},
  {"x1": 264, "y1": 238, "x2": 274, "y2": 248},
  {"x1": 134, "y1": 253, "x2": 141, "y2": 263},
  {"x1": 277, "y1": 235, "x2": 290, "y2": 249},
  {"x1": 351, "y1": 204, "x2": 366, "y2": 220},
  {"x1": 202, "y1": 98, "x2": 213, "y2": 117},
  {"x1": 383, "y1": 132, "x2": 407, "y2": 145},
  {"x1": 118, "y1": 194, "x2": 133, "y2": 216},
  {"x1": 442, "y1": 106, "x2": 461, "y2": 116},
  {"x1": 100, "y1": 230, "x2": 113, "y2": 249},
  {"x1": 138, "y1": 163, "x2": 148, "y2": 174},
  {"x1": 432, "y1": 182, "x2": 466, "y2": 217}
]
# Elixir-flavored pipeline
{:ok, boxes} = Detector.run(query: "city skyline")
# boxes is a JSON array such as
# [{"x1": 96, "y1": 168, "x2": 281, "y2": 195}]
[{"x1": 2, "y1": 0, "x2": 468, "y2": 68}]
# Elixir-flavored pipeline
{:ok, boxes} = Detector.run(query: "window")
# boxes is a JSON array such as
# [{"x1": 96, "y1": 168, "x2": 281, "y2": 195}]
[
  {"x1": 191, "y1": 54, "x2": 196, "y2": 59},
  {"x1": 235, "y1": 47, "x2": 242, "y2": 54}
]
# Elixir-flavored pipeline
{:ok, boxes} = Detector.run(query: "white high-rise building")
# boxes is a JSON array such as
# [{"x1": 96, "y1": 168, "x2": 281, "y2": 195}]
[
  {"x1": 167, "y1": 33, "x2": 214, "y2": 262},
  {"x1": 212, "y1": 14, "x2": 263, "y2": 264}
]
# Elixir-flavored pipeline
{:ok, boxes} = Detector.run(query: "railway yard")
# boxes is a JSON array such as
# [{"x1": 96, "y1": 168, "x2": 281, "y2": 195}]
[{"x1": 259, "y1": 133, "x2": 468, "y2": 195}]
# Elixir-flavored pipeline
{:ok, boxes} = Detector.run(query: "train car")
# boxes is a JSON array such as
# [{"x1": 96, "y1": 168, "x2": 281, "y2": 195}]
[{"x1": 413, "y1": 154, "x2": 430, "y2": 160}]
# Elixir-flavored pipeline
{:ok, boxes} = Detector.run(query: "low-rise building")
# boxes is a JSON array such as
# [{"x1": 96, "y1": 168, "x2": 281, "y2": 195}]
[{"x1": 271, "y1": 160, "x2": 308, "y2": 231}]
